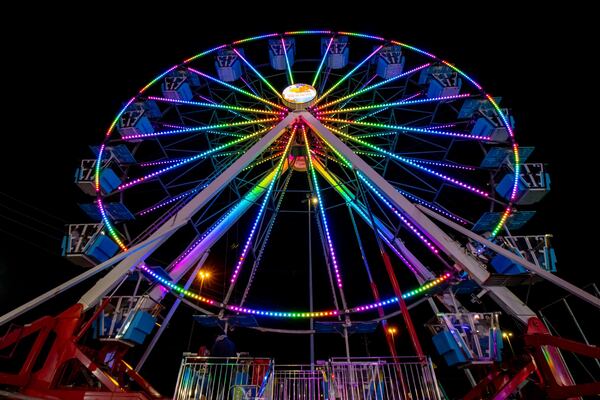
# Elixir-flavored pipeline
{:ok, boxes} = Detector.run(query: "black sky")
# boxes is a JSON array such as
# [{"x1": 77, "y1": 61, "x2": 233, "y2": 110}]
[{"x1": 0, "y1": 4, "x2": 597, "y2": 396}]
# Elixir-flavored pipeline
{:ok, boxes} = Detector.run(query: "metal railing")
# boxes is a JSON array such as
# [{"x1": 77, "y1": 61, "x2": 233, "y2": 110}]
[
  {"x1": 328, "y1": 357, "x2": 442, "y2": 400},
  {"x1": 174, "y1": 356, "x2": 441, "y2": 399},
  {"x1": 174, "y1": 356, "x2": 273, "y2": 400},
  {"x1": 272, "y1": 364, "x2": 328, "y2": 400}
]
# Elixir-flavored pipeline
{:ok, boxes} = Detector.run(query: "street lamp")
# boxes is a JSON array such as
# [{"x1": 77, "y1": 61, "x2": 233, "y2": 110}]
[
  {"x1": 387, "y1": 326, "x2": 398, "y2": 349},
  {"x1": 502, "y1": 331, "x2": 514, "y2": 355},
  {"x1": 198, "y1": 270, "x2": 211, "y2": 295}
]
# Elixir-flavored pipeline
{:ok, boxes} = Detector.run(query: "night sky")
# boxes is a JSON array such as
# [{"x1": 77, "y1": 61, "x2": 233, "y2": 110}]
[{"x1": 0, "y1": 5, "x2": 596, "y2": 397}]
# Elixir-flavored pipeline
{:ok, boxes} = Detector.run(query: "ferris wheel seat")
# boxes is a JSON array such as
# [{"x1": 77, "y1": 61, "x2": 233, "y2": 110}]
[
  {"x1": 117, "y1": 110, "x2": 154, "y2": 140},
  {"x1": 472, "y1": 211, "x2": 536, "y2": 233},
  {"x1": 79, "y1": 202, "x2": 135, "y2": 222},
  {"x1": 458, "y1": 97, "x2": 501, "y2": 119},
  {"x1": 321, "y1": 36, "x2": 349, "y2": 69},
  {"x1": 479, "y1": 146, "x2": 534, "y2": 168},
  {"x1": 268, "y1": 38, "x2": 295, "y2": 70},
  {"x1": 376, "y1": 45, "x2": 405, "y2": 79},
  {"x1": 496, "y1": 164, "x2": 551, "y2": 205},
  {"x1": 215, "y1": 49, "x2": 243, "y2": 82},
  {"x1": 426, "y1": 74, "x2": 462, "y2": 98},
  {"x1": 471, "y1": 113, "x2": 512, "y2": 142},
  {"x1": 432, "y1": 330, "x2": 471, "y2": 366},
  {"x1": 491, "y1": 253, "x2": 528, "y2": 275}
]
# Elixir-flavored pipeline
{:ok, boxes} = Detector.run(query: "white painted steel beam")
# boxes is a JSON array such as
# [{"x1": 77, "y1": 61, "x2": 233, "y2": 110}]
[
  {"x1": 302, "y1": 112, "x2": 536, "y2": 323},
  {"x1": 77, "y1": 114, "x2": 297, "y2": 310}
]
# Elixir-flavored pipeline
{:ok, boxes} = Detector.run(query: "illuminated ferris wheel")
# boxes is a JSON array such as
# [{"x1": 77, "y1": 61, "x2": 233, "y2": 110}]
[{"x1": 2, "y1": 31, "x2": 598, "y2": 400}]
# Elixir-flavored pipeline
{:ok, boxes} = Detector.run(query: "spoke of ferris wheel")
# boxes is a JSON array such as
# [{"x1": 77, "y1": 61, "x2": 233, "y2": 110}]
[
  {"x1": 313, "y1": 137, "x2": 440, "y2": 255},
  {"x1": 140, "y1": 150, "x2": 244, "y2": 168},
  {"x1": 352, "y1": 151, "x2": 476, "y2": 171},
  {"x1": 228, "y1": 128, "x2": 296, "y2": 292},
  {"x1": 337, "y1": 92, "x2": 422, "y2": 131},
  {"x1": 118, "y1": 126, "x2": 272, "y2": 190},
  {"x1": 281, "y1": 37, "x2": 294, "y2": 85},
  {"x1": 313, "y1": 45, "x2": 383, "y2": 106},
  {"x1": 318, "y1": 116, "x2": 491, "y2": 142},
  {"x1": 137, "y1": 183, "x2": 210, "y2": 216},
  {"x1": 317, "y1": 93, "x2": 471, "y2": 115},
  {"x1": 395, "y1": 187, "x2": 470, "y2": 225},
  {"x1": 242, "y1": 152, "x2": 285, "y2": 171},
  {"x1": 322, "y1": 124, "x2": 489, "y2": 197},
  {"x1": 312, "y1": 36, "x2": 334, "y2": 87},
  {"x1": 187, "y1": 67, "x2": 287, "y2": 110},
  {"x1": 239, "y1": 167, "x2": 293, "y2": 307},
  {"x1": 146, "y1": 96, "x2": 282, "y2": 116},
  {"x1": 315, "y1": 63, "x2": 431, "y2": 110},
  {"x1": 232, "y1": 48, "x2": 284, "y2": 100},
  {"x1": 303, "y1": 126, "x2": 345, "y2": 290},
  {"x1": 121, "y1": 117, "x2": 280, "y2": 140}
]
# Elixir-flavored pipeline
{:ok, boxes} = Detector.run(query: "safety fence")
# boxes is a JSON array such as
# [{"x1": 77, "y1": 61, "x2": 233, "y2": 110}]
[{"x1": 174, "y1": 355, "x2": 441, "y2": 399}]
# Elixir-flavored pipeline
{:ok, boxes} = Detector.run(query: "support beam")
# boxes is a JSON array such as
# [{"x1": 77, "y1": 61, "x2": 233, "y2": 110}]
[
  {"x1": 417, "y1": 205, "x2": 600, "y2": 310},
  {"x1": 313, "y1": 158, "x2": 434, "y2": 282},
  {"x1": 145, "y1": 167, "x2": 282, "y2": 307},
  {"x1": 0, "y1": 232, "x2": 170, "y2": 327},
  {"x1": 136, "y1": 252, "x2": 209, "y2": 372},
  {"x1": 301, "y1": 112, "x2": 536, "y2": 323},
  {"x1": 78, "y1": 114, "x2": 297, "y2": 310}
]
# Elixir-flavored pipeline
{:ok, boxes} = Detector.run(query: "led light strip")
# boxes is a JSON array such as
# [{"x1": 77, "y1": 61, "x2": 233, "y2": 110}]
[
  {"x1": 317, "y1": 93, "x2": 471, "y2": 115},
  {"x1": 233, "y1": 48, "x2": 283, "y2": 99},
  {"x1": 314, "y1": 45, "x2": 384, "y2": 105},
  {"x1": 121, "y1": 117, "x2": 280, "y2": 140},
  {"x1": 303, "y1": 126, "x2": 344, "y2": 288},
  {"x1": 357, "y1": 172, "x2": 439, "y2": 254},
  {"x1": 312, "y1": 36, "x2": 334, "y2": 87},
  {"x1": 139, "y1": 263, "x2": 451, "y2": 318},
  {"x1": 242, "y1": 152, "x2": 285, "y2": 171},
  {"x1": 325, "y1": 124, "x2": 489, "y2": 197},
  {"x1": 230, "y1": 129, "x2": 297, "y2": 285},
  {"x1": 318, "y1": 116, "x2": 490, "y2": 141},
  {"x1": 95, "y1": 31, "x2": 518, "y2": 252},
  {"x1": 281, "y1": 37, "x2": 294, "y2": 84},
  {"x1": 315, "y1": 63, "x2": 431, "y2": 110},
  {"x1": 137, "y1": 185, "x2": 208, "y2": 216},
  {"x1": 147, "y1": 96, "x2": 282, "y2": 115},
  {"x1": 119, "y1": 126, "x2": 272, "y2": 190},
  {"x1": 188, "y1": 67, "x2": 287, "y2": 110}
]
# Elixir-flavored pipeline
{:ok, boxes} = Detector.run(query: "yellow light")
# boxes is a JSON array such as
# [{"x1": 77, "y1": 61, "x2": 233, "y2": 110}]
[
  {"x1": 311, "y1": 196, "x2": 318, "y2": 205},
  {"x1": 387, "y1": 327, "x2": 398, "y2": 335},
  {"x1": 198, "y1": 270, "x2": 211, "y2": 280}
]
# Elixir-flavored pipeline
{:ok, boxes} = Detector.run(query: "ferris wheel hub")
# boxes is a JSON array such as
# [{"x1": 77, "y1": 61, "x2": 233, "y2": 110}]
[{"x1": 282, "y1": 83, "x2": 317, "y2": 110}]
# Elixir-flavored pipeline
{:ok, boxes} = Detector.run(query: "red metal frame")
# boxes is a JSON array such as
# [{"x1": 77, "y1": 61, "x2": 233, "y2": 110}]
[{"x1": 0, "y1": 304, "x2": 165, "y2": 400}]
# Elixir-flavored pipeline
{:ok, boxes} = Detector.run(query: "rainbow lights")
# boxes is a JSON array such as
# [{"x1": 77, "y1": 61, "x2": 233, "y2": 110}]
[
  {"x1": 317, "y1": 116, "x2": 490, "y2": 141},
  {"x1": 303, "y1": 126, "x2": 344, "y2": 288},
  {"x1": 281, "y1": 37, "x2": 294, "y2": 84},
  {"x1": 396, "y1": 188, "x2": 469, "y2": 225},
  {"x1": 230, "y1": 129, "x2": 296, "y2": 285},
  {"x1": 140, "y1": 263, "x2": 451, "y2": 318},
  {"x1": 312, "y1": 36, "x2": 334, "y2": 87},
  {"x1": 188, "y1": 67, "x2": 287, "y2": 110},
  {"x1": 356, "y1": 172, "x2": 439, "y2": 254},
  {"x1": 232, "y1": 48, "x2": 283, "y2": 99},
  {"x1": 315, "y1": 63, "x2": 430, "y2": 110},
  {"x1": 323, "y1": 124, "x2": 489, "y2": 197},
  {"x1": 122, "y1": 118, "x2": 279, "y2": 141},
  {"x1": 407, "y1": 158, "x2": 476, "y2": 171},
  {"x1": 119, "y1": 127, "x2": 272, "y2": 190},
  {"x1": 147, "y1": 96, "x2": 281, "y2": 115},
  {"x1": 317, "y1": 93, "x2": 471, "y2": 115},
  {"x1": 314, "y1": 45, "x2": 383, "y2": 105},
  {"x1": 137, "y1": 185, "x2": 208, "y2": 216},
  {"x1": 94, "y1": 30, "x2": 519, "y2": 258}
]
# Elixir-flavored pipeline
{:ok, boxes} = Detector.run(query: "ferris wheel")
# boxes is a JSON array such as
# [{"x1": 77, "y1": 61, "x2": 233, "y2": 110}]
[{"x1": 1, "y1": 31, "x2": 599, "y2": 400}]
